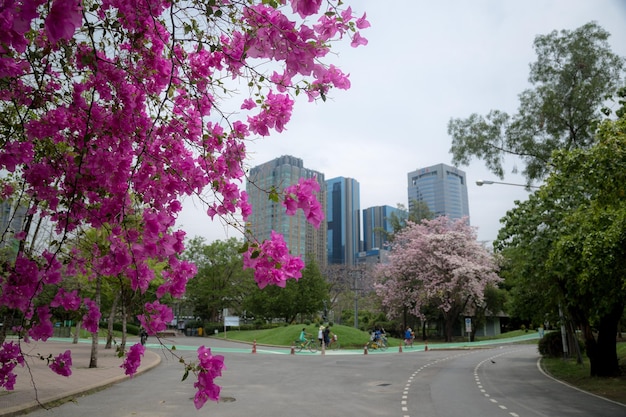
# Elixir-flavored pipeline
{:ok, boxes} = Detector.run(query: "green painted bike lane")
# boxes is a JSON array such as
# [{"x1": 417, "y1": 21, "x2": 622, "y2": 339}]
[{"x1": 159, "y1": 331, "x2": 541, "y2": 355}]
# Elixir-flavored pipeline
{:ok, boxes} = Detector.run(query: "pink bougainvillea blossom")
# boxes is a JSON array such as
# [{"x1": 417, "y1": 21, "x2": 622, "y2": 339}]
[
  {"x1": 283, "y1": 177, "x2": 324, "y2": 228},
  {"x1": 193, "y1": 346, "x2": 225, "y2": 409},
  {"x1": 137, "y1": 301, "x2": 174, "y2": 334},
  {"x1": 49, "y1": 350, "x2": 73, "y2": 377},
  {"x1": 29, "y1": 306, "x2": 54, "y2": 341},
  {"x1": 121, "y1": 344, "x2": 145, "y2": 377},
  {"x1": 243, "y1": 231, "x2": 305, "y2": 289},
  {"x1": 82, "y1": 299, "x2": 102, "y2": 333},
  {"x1": 50, "y1": 288, "x2": 82, "y2": 311},
  {"x1": 290, "y1": 0, "x2": 323, "y2": 18},
  {"x1": 0, "y1": 341, "x2": 24, "y2": 390},
  {"x1": 45, "y1": 0, "x2": 83, "y2": 44}
]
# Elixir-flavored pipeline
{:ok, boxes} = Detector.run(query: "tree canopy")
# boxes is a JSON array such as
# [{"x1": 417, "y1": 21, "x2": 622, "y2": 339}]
[
  {"x1": 495, "y1": 107, "x2": 626, "y2": 376},
  {"x1": 243, "y1": 258, "x2": 329, "y2": 323},
  {"x1": 182, "y1": 237, "x2": 255, "y2": 322},
  {"x1": 448, "y1": 22, "x2": 625, "y2": 182},
  {"x1": 375, "y1": 217, "x2": 501, "y2": 342}
]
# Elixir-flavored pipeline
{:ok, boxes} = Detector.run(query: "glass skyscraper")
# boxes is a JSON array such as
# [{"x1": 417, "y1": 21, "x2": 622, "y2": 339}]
[
  {"x1": 407, "y1": 163, "x2": 470, "y2": 221},
  {"x1": 362, "y1": 205, "x2": 398, "y2": 251},
  {"x1": 246, "y1": 155, "x2": 327, "y2": 268},
  {"x1": 326, "y1": 176, "x2": 360, "y2": 266}
]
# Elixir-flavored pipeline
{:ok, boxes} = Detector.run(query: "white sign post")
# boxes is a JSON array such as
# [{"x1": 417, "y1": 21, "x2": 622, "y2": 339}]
[
  {"x1": 223, "y1": 316, "x2": 240, "y2": 338},
  {"x1": 465, "y1": 318, "x2": 472, "y2": 343}
]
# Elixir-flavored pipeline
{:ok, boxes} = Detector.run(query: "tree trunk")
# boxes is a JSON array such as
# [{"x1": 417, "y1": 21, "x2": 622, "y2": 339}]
[
  {"x1": 89, "y1": 276, "x2": 102, "y2": 369},
  {"x1": 120, "y1": 303, "x2": 127, "y2": 351},
  {"x1": 105, "y1": 293, "x2": 120, "y2": 349},
  {"x1": 73, "y1": 320, "x2": 81, "y2": 344},
  {"x1": 443, "y1": 313, "x2": 454, "y2": 343},
  {"x1": 587, "y1": 303, "x2": 623, "y2": 377},
  {"x1": 89, "y1": 329, "x2": 99, "y2": 368}
]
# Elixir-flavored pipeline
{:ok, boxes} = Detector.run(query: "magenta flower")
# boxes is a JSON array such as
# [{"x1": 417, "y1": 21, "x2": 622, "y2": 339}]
[
  {"x1": 290, "y1": 0, "x2": 323, "y2": 18},
  {"x1": 45, "y1": 0, "x2": 82, "y2": 44},
  {"x1": 0, "y1": 341, "x2": 25, "y2": 390},
  {"x1": 243, "y1": 231, "x2": 305, "y2": 288},
  {"x1": 29, "y1": 306, "x2": 54, "y2": 341},
  {"x1": 82, "y1": 298, "x2": 101, "y2": 333},
  {"x1": 137, "y1": 301, "x2": 174, "y2": 334},
  {"x1": 120, "y1": 344, "x2": 145, "y2": 377},
  {"x1": 50, "y1": 288, "x2": 81, "y2": 311},
  {"x1": 356, "y1": 12, "x2": 371, "y2": 29},
  {"x1": 351, "y1": 32, "x2": 368, "y2": 48},
  {"x1": 193, "y1": 346, "x2": 225, "y2": 409},
  {"x1": 49, "y1": 350, "x2": 72, "y2": 377},
  {"x1": 283, "y1": 177, "x2": 324, "y2": 228}
]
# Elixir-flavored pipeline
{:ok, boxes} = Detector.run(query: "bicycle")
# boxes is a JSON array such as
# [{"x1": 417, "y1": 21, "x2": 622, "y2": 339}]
[
  {"x1": 367, "y1": 336, "x2": 388, "y2": 351},
  {"x1": 294, "y1": 338, "x2": 318, "y2": 353},
  {"x1": 325, "y1": 335, "x2": 340, "y2": 350}
]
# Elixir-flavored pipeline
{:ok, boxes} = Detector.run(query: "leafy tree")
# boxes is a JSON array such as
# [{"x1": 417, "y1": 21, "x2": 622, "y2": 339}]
[
  {"x1": 449, "y1": 22, "x2": 625, "y2": 182},
  {"x1": 182, "y1": 237, "x2": 255, "y2": 322},
  {"x1": 244, "y1": 258, "x2": 328, "y2": 323},
  {"x1": 0, "y1": 0, "x2": 368, "y2": 405},
  {"x1": 495, "y1": 108, "x2": 626, "y2": 376},
  {"x1": 469, "y1": 284, "x2": 507, "y2": 342},
  {"x1": 387, "y1": 201, "x2": 434, "y2": 235},
  {"x1": 375, "y1": 217, "x2": 501, "y2": 342}
]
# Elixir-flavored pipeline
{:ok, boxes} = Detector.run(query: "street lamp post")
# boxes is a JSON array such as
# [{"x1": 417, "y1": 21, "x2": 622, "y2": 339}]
[
  {"x1": 348, "y1": 267, "x2": 363, "y2": 329},
  {"x1": 476, "y1": 179, "x2": 539, "y2": 189},
  {"x1": 477, "y1": 178, "x2": 570, "y2": 357}
]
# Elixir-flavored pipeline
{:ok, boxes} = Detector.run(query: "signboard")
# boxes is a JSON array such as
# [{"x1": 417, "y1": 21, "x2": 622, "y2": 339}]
[
  {"x1": 465, "y1": 317, "x2": 472, "y2": 333},
  {"x1": 224, "y1": 316, "x2": 240, "y2": 327}
]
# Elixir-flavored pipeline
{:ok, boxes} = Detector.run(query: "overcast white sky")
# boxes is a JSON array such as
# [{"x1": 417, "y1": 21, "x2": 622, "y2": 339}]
[{"x1": 176, "y1": 0, "x2": 626, "y2": 245}]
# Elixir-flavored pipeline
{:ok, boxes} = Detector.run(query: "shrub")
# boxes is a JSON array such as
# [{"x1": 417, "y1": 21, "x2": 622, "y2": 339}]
[{"x1": 538, "y1": 331, "x2": 564, "y2": 357}]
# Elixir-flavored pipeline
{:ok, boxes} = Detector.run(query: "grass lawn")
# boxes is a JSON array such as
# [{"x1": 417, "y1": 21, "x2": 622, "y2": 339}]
[
  {"x1": 541, "y1": 341, "x2": 626, "y2": 405},
  {"x1": 214, "y1": 324, "x2": 405, "y2": 349}
]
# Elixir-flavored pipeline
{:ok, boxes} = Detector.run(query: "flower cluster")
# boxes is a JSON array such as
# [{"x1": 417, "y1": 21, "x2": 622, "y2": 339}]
[
  {"x1": 243, "y1": 231, "x2": 306, "y2": 289},
  {"x1": 49, "y1": 350, "x2": 73, "y2": 377},
  {"x1": 283, "y1": 177, "x2": 324, "y2": 228},
  {"x1": 0, "y1": 342, "x2": 24, "y2": 390},
  {"x1": 193, "y1": 346, "x2": 225, "y2": 409},
  {"x1": 120, "y1": 344, "x2": 145, "y2": 377},
  {"x1": 82, "y1": 299, "x2": 102, "y2": 333},
  {"x1": 137, "y1": 301, "x2": 174, "y2": 335}
]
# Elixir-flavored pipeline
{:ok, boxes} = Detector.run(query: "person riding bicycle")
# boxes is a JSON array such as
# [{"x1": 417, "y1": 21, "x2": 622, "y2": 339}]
[
  {"x1": 372, "y1": 326, "x2": 384, "y2": 344},
  {"x1": 404, "y1": 327, "x2": 414, "y2": 347},
  {"x1": 299, "y1": 328, "x2": 307, "y2": 342}
]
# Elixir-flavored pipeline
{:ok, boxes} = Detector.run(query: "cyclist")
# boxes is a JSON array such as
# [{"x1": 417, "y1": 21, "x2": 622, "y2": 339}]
[
  {"x1": 299, "y1": 328, "x2": 307, "y2": 343},
  {"x1": 323, "y1": 325, "x2": 331, "y2": 347},
  {"x1": 404, "y1": 327, "x2": 414, "y2": 347},
  {"x1": 372, "y1": 326, "x2": 383, "y2": 343}
]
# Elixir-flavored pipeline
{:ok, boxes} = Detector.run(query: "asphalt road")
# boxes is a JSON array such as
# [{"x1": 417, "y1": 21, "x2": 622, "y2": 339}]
[{"x1": 24, "y1": 339, "x2": 626, "y2": 417}]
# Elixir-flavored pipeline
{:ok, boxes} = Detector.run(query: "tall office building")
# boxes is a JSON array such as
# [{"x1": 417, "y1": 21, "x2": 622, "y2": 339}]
[
  {"x1": 326, "y1": 176, "x2": 360, "y2": 266},
  {"x1": 362, "y1": 205, "x2": 399, "y2": 251},
  {"x1": 246, "y1": 155, "x2": 327, "y2": 268},
  {"x1": 407, "y1": 163, "x2": 470, "y2": 221}
]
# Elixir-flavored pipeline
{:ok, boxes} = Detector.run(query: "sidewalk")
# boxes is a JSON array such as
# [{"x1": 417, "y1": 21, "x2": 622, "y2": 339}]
[{"x1": 0, "y1": 338, "x2": 161, "y2": 417}]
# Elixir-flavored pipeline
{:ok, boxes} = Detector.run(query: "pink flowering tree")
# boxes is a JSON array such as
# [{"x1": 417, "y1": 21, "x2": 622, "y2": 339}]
[
  {"x1": 0, "y1": 0, "x2": 368, "y2": 407},
  {"x1": 374, "y1": 217, "x2": 501, "y2": 342}
]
